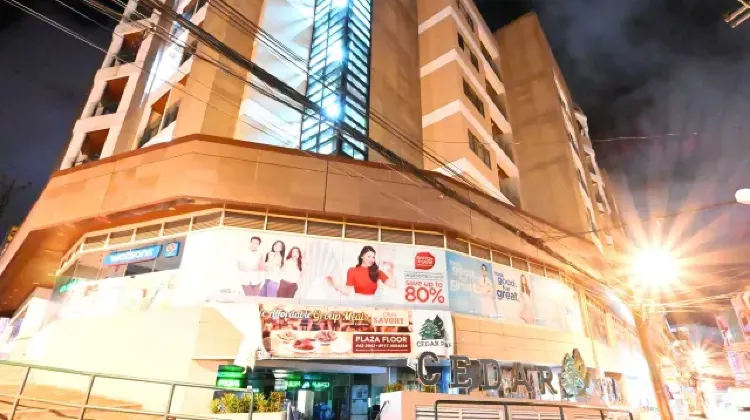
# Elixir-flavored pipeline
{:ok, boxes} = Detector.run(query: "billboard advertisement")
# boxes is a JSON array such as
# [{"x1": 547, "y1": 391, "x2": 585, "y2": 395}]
[
  {"x1": 46, "y1": 237, "x2": 186, "y2": 322},
  {"x1": 181, "y1": 229, "x2": 449, "y2": 309},
  {"x1": 257, "y1": 304, "x2": 453, "y2": 360},
  {"x1": 445, "y1": 250, "x2": 583, "y2": 334},
  {"x1": 715, "y1": 310, "x2": 744, "y2": 346},
  {"x1": 531, "y1": 275, "x2": 584, "y2": 334},
  {"x1": 446, "y1": 252, "x2": 495, "y2": 317},
  {"x1": 587, "y1": 304, "x2": 609, "y2": 345},
  {"x1": 48, "y1": 227, "x2": 590, "y2": 339}
]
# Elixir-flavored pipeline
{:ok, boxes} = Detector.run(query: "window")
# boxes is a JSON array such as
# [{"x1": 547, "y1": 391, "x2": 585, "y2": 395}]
[
  {"x1": 470, "y1": 52, "x2": 479, "y2": 70},
  {"x1": 468, "y1": 131, "x2": 491, "y2": 168},
  {"x1": 300, "y1": 0, "x2": 373, "y2": 160},
  {"x1": 457, "y1": 33, "x2": 464, "y2": 50},
  {"x1": 463, "y1": 80, "x2": 484, "y2": 116},
  {"x1": 457, "y1": 1, "x2": 475, "y2": 32},
  {"x1": 576, "y1": 168, "x2": 587, "y2": 191},
  {"x1": 567, "y1": 131, "x2": 579, "y2": 155}
]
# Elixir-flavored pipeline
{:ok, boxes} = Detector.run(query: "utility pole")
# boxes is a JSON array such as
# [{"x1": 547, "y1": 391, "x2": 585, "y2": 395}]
[
  {"x1": 634, "y1": 309, "x2": 675, "y2": 420},
  {"x1": 726, "y1": 0, "x2": 750, "y2": 28}
]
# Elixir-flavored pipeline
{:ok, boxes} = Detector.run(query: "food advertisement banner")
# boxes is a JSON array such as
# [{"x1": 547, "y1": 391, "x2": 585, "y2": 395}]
[
  {"x1": 182, "y1": 229, "x2": 449, "y2": 309},
  {"x1": 257, "y1": 304, "x2": 453, "y2": 360}
]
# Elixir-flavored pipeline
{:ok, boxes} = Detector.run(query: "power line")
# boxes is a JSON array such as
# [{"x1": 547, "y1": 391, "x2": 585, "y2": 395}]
[
  {"x1": 541, "y1": 199, "x2": 741, "y2": 240},
  {"x1": 13, "y1": 0, "x2": 659, "y2": 315}
]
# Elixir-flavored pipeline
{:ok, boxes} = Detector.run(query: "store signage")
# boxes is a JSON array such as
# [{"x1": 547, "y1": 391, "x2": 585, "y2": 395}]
[
  {"x1": 353, "y1": 334, "x2": 411, "y2": 353},
  {"x1": 163, "y1": 242, "x2": 181, "y2": 258},
  {"x1": 103, "y1": 245, "x2": 163, "y2": 266},
  {"x1": 285, "y1": 379, "x2": 331, "y2": 391},
  {"x1": 216, "y1": 365, "x2": 247, "y2": 389},
  {"x1": 416, "y1": 352, "x2": 558, "y2": 396}
]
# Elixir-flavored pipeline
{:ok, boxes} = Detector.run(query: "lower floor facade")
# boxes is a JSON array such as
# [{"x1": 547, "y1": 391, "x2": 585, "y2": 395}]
[{"x1": 0, "y1": 137, "x2": 662, "y2": 419}]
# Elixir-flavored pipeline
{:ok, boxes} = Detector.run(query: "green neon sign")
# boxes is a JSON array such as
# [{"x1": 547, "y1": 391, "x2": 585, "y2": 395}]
[{"x1": 216, "y1": 365, "x2": 247, "y2": 389}]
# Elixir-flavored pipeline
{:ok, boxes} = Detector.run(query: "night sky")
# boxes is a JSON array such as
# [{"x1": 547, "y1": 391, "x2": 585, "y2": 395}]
[{"x1": 1, "y1": 0, "x2": 750, "y2": 296}]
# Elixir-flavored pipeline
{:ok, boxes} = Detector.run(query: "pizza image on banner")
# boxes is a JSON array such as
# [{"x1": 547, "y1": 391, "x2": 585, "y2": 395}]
[{"x1": 412, "y1": 310, "x2": 453, "y2": 357}]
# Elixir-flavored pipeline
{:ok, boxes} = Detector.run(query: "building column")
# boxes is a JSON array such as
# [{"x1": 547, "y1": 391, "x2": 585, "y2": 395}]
[
  {"x1": 634, "y1": 311, "x2": 674, "y2": 420},
  {"x1": 172, "y1": 0, "x2": 265, "y2": 140}
]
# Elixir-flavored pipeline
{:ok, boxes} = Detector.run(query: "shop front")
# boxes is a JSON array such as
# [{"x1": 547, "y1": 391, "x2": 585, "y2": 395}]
[{"x1": 9, "y1": 211, "x2": 656, "y2": 419}]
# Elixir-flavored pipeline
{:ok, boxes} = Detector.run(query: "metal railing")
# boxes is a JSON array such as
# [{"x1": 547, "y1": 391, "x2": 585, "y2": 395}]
[
  {"x1": 0, "y1": 360, "x2": 255, "y2": 420},
  {"x1": 430, "y1": 399, "x2": 634, "y2": 420}
]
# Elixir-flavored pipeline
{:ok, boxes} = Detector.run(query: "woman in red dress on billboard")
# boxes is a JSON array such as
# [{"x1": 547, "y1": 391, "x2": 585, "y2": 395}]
[{"x1": 328, "y1": 246, "x2": 395, "y2": 296}]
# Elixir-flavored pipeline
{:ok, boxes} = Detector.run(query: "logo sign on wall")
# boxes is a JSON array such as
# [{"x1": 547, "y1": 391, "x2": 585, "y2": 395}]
[
  {"x1": 416, "y1": 352, "x2": 558, "y2": 399},
  {"x1": 255, "y1": 304, "x2": 453, "y2": 360},
  {"x1": 103, "y1": 245, "x2": 163, "y2": 266}
]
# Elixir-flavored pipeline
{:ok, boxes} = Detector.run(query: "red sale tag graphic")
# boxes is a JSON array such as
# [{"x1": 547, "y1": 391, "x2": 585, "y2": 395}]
[{"x1": 415, "y1": 252, "x2": 435, "y2": 270}]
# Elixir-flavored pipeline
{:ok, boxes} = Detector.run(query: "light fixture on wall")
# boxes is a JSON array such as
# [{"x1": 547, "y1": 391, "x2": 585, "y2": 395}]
[
  {"x1": 324, "y1": 99, "x2": 342, "y2": 120},
  {"x1": 328, "y1": 42, "x2": 345, "y2": 62}
]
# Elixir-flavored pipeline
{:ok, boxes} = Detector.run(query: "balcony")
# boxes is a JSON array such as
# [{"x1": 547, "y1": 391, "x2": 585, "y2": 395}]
[
  {"x1": 499, "y1": 179, "x2": 521, "y2": 207},
  {"x1": 109, "y1": 47, "x2": 137, "y2": 67},
  {"x1": 124, "y1": 4, "x2": 153, "y2": 22},
  {"x1": 491, "y1": 121, "x2": 514, "y2": 163},
  {"x1": 138, "y1": 120, "x2": 162, "y2": 148},
  {"x1": 73, "y1": 129, "x2": 108, "y2": 167},
  {"x1": 485, "y1": 82, "x2": 507, "y2": 120},
  {"x1": 91, "y1": 99, "x2": 120, "y2": 117},
  {"x1": 480, "y1": 44, "x2": 502, "y2": 83},
  {"x1": 493, "y1": 135, "x2": 514, "y2": 162},
  {"x1": 161, "y1": 102, "x2": 180, "y2": 129},
  {"x1": 182, "y1": 0, "x2": 208, "y2": 21},
  {"x1": 180, "y1": 40, "x2": 198, "y2": 65}
]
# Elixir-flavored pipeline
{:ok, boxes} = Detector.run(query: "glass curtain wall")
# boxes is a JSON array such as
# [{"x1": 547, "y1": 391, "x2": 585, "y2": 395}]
[{"x1": 300, "y1": 0, "x2": 372, "y2": 160}]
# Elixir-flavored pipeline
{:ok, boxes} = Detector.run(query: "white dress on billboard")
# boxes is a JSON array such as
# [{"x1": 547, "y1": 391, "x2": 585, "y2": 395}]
[{"x1": 520, "y1": 292, "x2": 535, "y2": 324}]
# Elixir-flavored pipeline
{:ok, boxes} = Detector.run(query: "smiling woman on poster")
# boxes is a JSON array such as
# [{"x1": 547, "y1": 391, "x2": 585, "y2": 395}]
[
  {"x1": 328, "y1": 246, "x2": 396, "y2": 296},
  {"x1": 278, "y1": 247, "x2": 303, "y2": 298},
  {"x1": 519, "y1": 274, "x2": 535, "y2": 324},
  {"x1": 260, "y1": 240, "x2": 285, "y2": 297}
]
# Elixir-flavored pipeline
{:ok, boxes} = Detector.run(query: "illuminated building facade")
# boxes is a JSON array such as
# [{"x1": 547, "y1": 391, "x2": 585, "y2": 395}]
[{"x1": 0, "y1": 0, "x2": 664, "y2": 419}]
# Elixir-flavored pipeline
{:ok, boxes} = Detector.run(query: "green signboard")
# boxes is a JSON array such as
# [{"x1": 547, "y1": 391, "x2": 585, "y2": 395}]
[{"x1": 216, "y1": 365, "x2": 247, "y2": 389}]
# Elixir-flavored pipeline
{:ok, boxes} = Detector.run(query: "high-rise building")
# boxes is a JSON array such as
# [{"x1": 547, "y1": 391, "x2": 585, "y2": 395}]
[
  {"x1": 495, "y1": 13, "x2": 624, "y2": 253},
  {"x1": 0, "y1": 1, "x2": 665, "y2": 418}
]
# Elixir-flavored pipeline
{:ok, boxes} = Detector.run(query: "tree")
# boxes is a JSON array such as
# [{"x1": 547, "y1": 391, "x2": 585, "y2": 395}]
[
  {"x1": 560, "y1": 353, "x2": 585, "y2": 400},
  {"x1": 419, "y1": 319, "x2": 441, "y2": 340},
  {"x1": 433, "y1": 315, "x2": 446, "y2": 338}
]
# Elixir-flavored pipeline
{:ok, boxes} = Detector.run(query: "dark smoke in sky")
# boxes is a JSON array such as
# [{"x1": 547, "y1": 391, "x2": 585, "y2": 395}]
[{"x1": 478, "y1": 0, "x2": 750, "y2": 300}]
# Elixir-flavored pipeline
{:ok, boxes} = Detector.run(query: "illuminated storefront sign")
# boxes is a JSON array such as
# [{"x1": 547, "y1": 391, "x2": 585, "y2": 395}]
[
  {"x1": 285, "y1": 379, "x2": 330, "y2": 391},
  {"x1": 103, "y1": 245, "x2": 163, "y2": 266},
  {"x1": 216, "y1": 365, "x2": 247, "y2": 389},
  {"x1": 416, "y1": 352, "x2": 558, "y2": 397}
]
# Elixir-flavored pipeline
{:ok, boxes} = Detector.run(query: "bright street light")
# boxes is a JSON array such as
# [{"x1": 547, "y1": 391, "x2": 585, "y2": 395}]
[
  {"x1": 735, "y1": 188, "x2": 750, "y2": 205},
  {"x1": 691, "y1": 347, "x2": 708, "y2": 368},
  {"x1": 630, "y1": 246, "x2": 680, "y2": 288}
]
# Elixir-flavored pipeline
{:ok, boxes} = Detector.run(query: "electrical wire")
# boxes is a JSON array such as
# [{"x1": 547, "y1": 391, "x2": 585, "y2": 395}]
[{"x1": 17, "y1": 0, "x2": 708, "y2": 318}]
